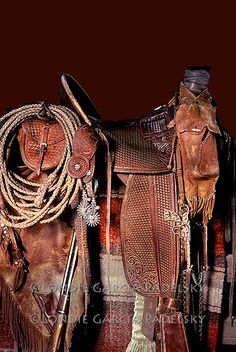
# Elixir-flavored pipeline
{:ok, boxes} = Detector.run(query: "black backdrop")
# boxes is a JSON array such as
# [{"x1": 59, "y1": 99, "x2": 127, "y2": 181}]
[{"x1": 1, "y1": 1, "x2": 235, "y2": 137}]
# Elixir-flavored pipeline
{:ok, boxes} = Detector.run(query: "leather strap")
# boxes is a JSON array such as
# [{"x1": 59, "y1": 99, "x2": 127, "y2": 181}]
[
  {"x1": 160, "y1": 312, "x2": 189, "y2": 352},
  {"x1": 141, "y1": 296, "x2": 159, "y2": 340},
  {"x1": 36, "y1": 124, "x2": 50, "y2": 175},
  {"x1": 97, "y1": 128, "x2": 113, "y2": 341},
  {"x1": 229, "y1": 140, "x2": 236, "y2": 319},
  {"x1": 74, "y1": 211, "x2": 90, "y2": 315}
]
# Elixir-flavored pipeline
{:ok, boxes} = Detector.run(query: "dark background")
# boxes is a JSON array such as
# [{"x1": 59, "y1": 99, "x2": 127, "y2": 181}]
[{"x1": 1, "y1": 1, "x2": 235, "y2": 137}]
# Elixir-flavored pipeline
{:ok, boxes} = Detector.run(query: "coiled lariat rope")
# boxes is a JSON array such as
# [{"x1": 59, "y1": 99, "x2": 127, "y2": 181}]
[{"x1": 0, "y1": 104, "x2": 82, "y2": 229}]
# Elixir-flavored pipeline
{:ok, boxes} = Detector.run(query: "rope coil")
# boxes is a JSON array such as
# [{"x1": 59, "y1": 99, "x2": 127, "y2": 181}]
[{"x1": 0, "y1": 103, "x2": 82, "y2": 228}]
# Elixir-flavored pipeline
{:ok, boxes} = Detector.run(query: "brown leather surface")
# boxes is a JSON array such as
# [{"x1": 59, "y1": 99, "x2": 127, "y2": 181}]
[
  {"x1": 120, "y1": 173, "x2": 179, "y2": 297},
  {"x1": 103, "y1": 105, "x2": 175, "y2": 174},
  {"x1": 68, "y1": 124, "x2": 98, "y2": 182},
  {"x1": 0, "y1": 148, "x2": 84, "y2": 352},
  {"x1": 160, "y1": 313, "x2": 189, "y2": 352},
  {"x1": 18, "y1": 118, "x2": 65, "y2": 172},
  {"x1": 0, "y1": 205, "x2": 85, "y2": 351},
  {"x1": 0, "y1": 215, "x2": 67, "y2": 333},
  {"x1": 61, "y1": 73, "x2": 185, "y2": 347},
  {"x1": 168, "y1": 83, "x2": 220, "y2": 224}
]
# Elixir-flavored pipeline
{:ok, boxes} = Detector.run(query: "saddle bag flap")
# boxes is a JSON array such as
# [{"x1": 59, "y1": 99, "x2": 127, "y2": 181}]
[
  {"x1": 67, "y1": 125, "x2": 98, "y2": 182},
  {"x1": 18, "y1": 118, "x2": 65, "y2": 173},
  {"x1": 169, "y1": 83, "x2": 221, "y2": 221}
]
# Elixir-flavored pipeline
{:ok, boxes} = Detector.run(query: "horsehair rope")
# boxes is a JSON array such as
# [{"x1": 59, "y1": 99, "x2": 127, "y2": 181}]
[{"x1": 0, "y1": 103, "x2": 82, "y2": 229}]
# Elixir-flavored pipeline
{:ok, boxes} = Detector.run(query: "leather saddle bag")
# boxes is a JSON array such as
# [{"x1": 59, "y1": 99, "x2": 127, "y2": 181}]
[{"x1": 18, "y1": 117, "x2": 65, "y2": 174}]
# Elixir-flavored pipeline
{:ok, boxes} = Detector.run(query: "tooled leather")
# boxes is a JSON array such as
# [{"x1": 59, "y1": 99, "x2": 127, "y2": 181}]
[
  {"x1": 67, "y1": 124, "x2": 98, "y2": 181},
  {"x1": 120, "y1": 173, "x2": 179, "y2": 297},
  {"x1": 71, "y1": 124, "x2": 98, "y2": 158},
  {"x1": 18, "y1": 118, "x2": 65, "y2": 172},
  {"x1": 104, "y1": 106, "x2": 175, "y2": 174}
]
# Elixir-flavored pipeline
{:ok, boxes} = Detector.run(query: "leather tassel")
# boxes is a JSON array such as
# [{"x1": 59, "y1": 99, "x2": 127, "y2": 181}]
[
  {"x1": 0, "y1": 236, "x2": 11, "y2": 255},
  {"x1": 36, "y1": 144, "x2": 47, "y2": 175},
  {"x1": 186, "y1": 195, "x2": 215, "y2": 223},
  {"x1": 126, "y1": 337, "x2": 156, "y2": 352},
  {"x1": 0, "y1": 224, "x2": 11, "y2": 257},
  {"x1": 126, "y1": 294, "x2": 156, "y2": 352},
  {"x1": 13, "y1": 259, "x2": 27, "y2": 292}
]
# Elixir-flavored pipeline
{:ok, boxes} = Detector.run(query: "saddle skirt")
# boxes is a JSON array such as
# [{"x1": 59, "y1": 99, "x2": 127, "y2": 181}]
[{"x1": 120, "y1": 173, "x2": 179, "y2": 297}]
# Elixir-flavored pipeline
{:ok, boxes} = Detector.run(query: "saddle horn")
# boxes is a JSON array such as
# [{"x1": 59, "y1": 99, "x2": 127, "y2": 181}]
[
  {"x1": 183, "y1": 66, "x2": 211, "y2": 95},
  {"x1": 60, "y1": 73, "x2": 101, "y2": 125}
]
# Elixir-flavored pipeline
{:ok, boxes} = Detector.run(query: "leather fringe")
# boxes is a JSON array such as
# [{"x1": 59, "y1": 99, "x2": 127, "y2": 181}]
[
  {"x1": 186, "y1": 195, "x2": 215, "y2": 222},
  {"x1": 0, "y1": 274, "x2": 49, "y2": 352},
  {"x1": 126, "y1": 337, "x2": 156, "y2": 352},
  {"x1": 126, "y1": 294, "x2": 156, "y2": 352}
]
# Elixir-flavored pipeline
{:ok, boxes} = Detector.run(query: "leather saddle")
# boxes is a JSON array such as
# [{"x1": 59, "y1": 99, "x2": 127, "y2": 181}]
[
  {"x1": 61, "y1": 71, "x2": 228, "y2": 352},
  {"x1": 100, "y1": 105, "x2": 174, "y2": 174},
  {"x1": 62, "y1": 74, "x2": 186, "y2": 351},
  {"x1": 61, "y1": 74, "x2": 175, "y2": 178},
  {"x1": 62, "y1": 74, "x2": 180, "y2": 294},
  {"x1": 0, "y1": 71, "x2": 230, "y2": 352}
]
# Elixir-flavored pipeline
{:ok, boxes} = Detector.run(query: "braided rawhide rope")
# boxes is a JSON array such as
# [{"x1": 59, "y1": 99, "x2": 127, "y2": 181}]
[{"x1": 0, "y1": 103, "x2": 82, "y2": 229}]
